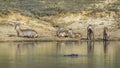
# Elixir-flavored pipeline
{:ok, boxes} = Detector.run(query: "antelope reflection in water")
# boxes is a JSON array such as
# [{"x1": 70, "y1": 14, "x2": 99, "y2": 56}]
[
  {"x1": 87, "y1": 41, "x2": 94, "y2": 55},
  {"x1": 87, "y1": 41, "x2": 94, "y2": 68},
  {"x1": 56, "y1": 42, "x2": 74, "y2": 55},
  {"x1": 56, "y1": 42, "x2": 62, "y2": 55},
  {"x1": 103, "y1": 41, "x2": 110, "y2": 54},
  {"x1": 16, "y1": 42, "x2": 36, "y2": 56},
  {"x1": 56, "y1": 42, "x2": 85, "y2": 57}
]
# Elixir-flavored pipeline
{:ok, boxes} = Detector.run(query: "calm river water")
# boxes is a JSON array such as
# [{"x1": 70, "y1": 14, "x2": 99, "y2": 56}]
[{"x1": 0, "y1": 41, "x2": 120, "y2": 68}]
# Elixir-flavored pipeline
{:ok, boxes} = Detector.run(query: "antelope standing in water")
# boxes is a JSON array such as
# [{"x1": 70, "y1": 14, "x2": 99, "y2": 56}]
[
  {"x1": 103, "y1": 27, "x2": 109, "y2": 41},
  {"x1": 87, "y1": 24, "x2": 94, "y2": 40},
  {"x1": 14, "y1": 23, "x2": 38, "y2": 38}
]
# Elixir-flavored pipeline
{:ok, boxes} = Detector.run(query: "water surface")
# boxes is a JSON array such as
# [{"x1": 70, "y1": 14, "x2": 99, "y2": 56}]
[{"x1": 0, "y1": 41, "x2": 120, "y2": 68}]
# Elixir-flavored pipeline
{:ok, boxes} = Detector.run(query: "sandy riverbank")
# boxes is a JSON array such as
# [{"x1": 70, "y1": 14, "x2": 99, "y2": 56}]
[
  {"x1": 0, "y1": 10, "x2": 119, "y2": 42},
  {"x1": 0, "y1": 36, "x2": 120, "y2": 42}
]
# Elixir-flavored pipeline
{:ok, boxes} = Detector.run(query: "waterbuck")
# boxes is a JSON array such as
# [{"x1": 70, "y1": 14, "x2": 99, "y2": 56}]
[
  {"x1": 14, "y1": 23, "x2": 38, "y2": 38},
  {"x1": 87, "y1": 24, "x2": 94, "y2": 40},
  {"x1": 103, "y1": 27, "x2": 109, "y2": 41},
  {"x1": 67, "y1": 28, "x2": 73, "y2": 38}
]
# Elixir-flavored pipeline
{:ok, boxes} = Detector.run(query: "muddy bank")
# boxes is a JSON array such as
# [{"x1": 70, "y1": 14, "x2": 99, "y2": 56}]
[{"x1": 0, "y1": 36, "x2": 119, "y2": 42}]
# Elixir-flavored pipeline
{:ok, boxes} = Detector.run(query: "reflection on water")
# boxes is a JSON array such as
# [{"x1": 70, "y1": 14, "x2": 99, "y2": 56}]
[
  {"x1": 0, "y1": 41, "x2": 120, "y2": 68},
  {"x1": 87, "y1": 41, "x2": 94, "y2": 55},
  {"x1": 103, "y1": 41, "x2": 110, "y2": 55}
]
